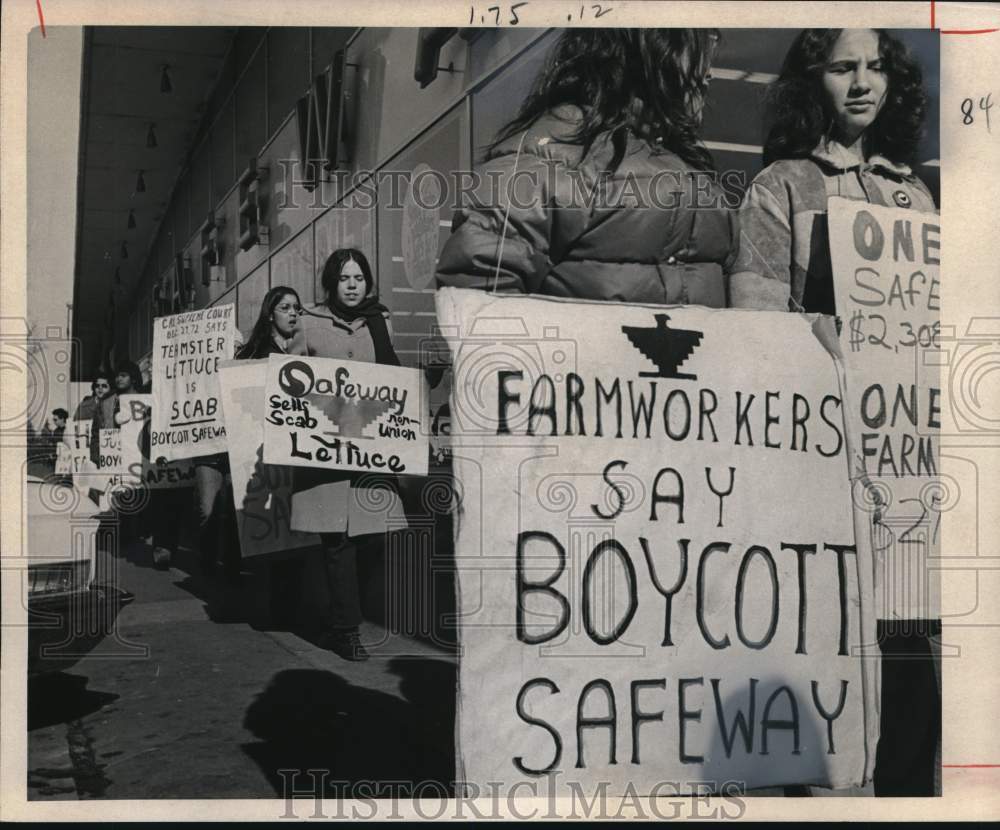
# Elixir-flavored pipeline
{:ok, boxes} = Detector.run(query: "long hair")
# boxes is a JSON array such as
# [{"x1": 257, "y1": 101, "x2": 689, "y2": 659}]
[
  {"x1": 319, "y1": 248, "x2": 375, "y2": 303},
  {"x1": 115, "y1": 360, "x2": 144, "y2": 393},
  {"x1": 489, "y1": 28, "x2": 719, "y2": 171},
  {"x1": 236, "y1": 286, "x2": 302, "y2": 359},
  {"x1": 763, "y1": 29, "x2": 928, "y2": 167}
]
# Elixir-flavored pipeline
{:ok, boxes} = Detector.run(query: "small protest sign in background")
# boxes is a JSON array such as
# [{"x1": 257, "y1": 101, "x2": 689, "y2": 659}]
[
  {"x1": 151, "y1": 304, "x2": 236, "y2": 461},
  {"x1": 118, "y1": 395, "x2": 196, "y2": 489},
  {"x1": 437, "y1": 287, "x2": 878, "y2": 795},
  {"x1": 218, "y1": 361, "x2": 320, "y2": 557},
  {"x1": 56, "y1": 418, "x2": 91, "y2": 477},
  {"x1": 829, "y1": 197, "x2": 941, "y2": 621},
  {"x1": 262, "y1": 354, "x2": 429, "y2": 477}
]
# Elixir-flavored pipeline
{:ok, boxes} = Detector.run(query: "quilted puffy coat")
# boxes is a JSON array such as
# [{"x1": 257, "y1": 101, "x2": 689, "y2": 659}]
[{"x1": 436, "y1": 105, "x2": 737, "y2": 306}]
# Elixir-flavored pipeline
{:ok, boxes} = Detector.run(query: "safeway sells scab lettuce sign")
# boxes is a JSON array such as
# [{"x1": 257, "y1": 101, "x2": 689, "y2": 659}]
[
  {"x1": 151, "y1": 305, "x2": 236, "y2": 461},
  {"x1": 262, "y1": 355, "x2": 428, "y2": 477},
  {"x1": 828, "y1": 197, "x2": 941, "y2": 621},
  {"x1": 437, "y1": 287, "x2": 877, "y2": 795}
]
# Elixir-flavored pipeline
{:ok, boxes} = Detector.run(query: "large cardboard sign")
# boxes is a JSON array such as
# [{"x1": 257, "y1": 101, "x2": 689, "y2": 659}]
[
  {"x1": 218, "y1": 361, "x2": 320, "y2": 557},
  {"x1": 262, "y1": 355, "x2": 429, "y2": 477},
  {"x1": 150, "y1": 304, "x2": 236, "y2": 460},
  {"x1": 118, "y1": 395, "x2": 196, "y2": 489},
  {"x1": 437, "y1": 287, "x2": 877, "y2": 795},
  {"x1": 828, "y1": 197, "x2": 941, "y2": 621}
]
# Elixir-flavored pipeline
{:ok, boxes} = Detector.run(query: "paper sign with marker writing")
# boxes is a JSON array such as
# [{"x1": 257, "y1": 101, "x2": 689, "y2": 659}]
[
  {"x1": 218, "y1": 361, "x2": 320, "y2": 557},
  {"x1": 151, "y1": 304, "x2": 236, "y2": 460},
  {"x1": 828, "y1": 197, "x2": 941, "y2": 621},
  {"x1": 56, "y1": 418, "x2": 91, "y2": 477},
  {"x1": 262, "y1": 355, "x2": 429, "y2": 477},
  {"x1": 437, "y1": 287, "x2": 877, "y2": 795},
  {"x1": 118, "y1": 395, "x2": 196, "y2": 489}
]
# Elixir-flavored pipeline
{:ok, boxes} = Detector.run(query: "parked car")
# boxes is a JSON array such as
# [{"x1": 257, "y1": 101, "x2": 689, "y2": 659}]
[{"x1": 24, "y1": 474, "x2": 133, "y2": 676}]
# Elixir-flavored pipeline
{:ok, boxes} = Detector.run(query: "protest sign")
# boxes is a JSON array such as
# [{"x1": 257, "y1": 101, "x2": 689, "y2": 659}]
[
  {"x1": 262, "y1": 355, "x2": 429, "y2": 477},
  {"x1": 437, "y1": 287, "x2": 877, "y2": 794},
  {"x1": 828, "y1": 197, "x2": 941, "y2": 621},
  {"x1": 151, "y1": 304, "x2": 236, "y2": 460},
  {"x1": 56, "y1": 418, "x2": 91, "y2": 476},
  {"x1": 218, "y1": 361, "x2": 319, "y2": 557},
  {"x1": 118, "y1": 395, "x2": 196, "y2": 489},
  {"x1": 97, "y1": 427, "x2": 123, "y2": 478}
]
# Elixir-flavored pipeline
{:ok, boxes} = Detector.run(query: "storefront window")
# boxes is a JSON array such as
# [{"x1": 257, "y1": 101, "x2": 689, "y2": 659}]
[
  {"x1": 237, "y1": 263, "x2": 269, "y2": 340},
  {"x1": 377, "y1": 105, "x2": 466, "y2": 368},
  {"x1": 267, "y1": 28, "x2": 310, "y2": 137},
  {"x1": 236, "y1": 46, "x2": 266, "y2": 162},
  {"x1": 271, "y1": 225, "x2": 315, "y2": 308},
  {"x1": 211, "y1": 98, "x2": 236, "y2": 206}
]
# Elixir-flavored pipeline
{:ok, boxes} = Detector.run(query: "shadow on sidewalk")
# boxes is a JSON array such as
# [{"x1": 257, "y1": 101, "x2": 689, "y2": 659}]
[{"x1": 241, "y1": 658, "x2": 456, "y2": 798}]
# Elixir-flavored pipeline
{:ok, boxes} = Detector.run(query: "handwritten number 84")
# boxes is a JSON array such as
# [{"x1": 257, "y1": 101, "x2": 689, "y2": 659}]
[{"x1": 961, "y1": 93, "x2": 993, "y2": 132}]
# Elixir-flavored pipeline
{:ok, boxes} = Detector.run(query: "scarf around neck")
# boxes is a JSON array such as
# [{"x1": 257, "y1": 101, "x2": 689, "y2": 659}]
[{"x1": 324, "y1": 295, "x2": 400, "y2": 367}]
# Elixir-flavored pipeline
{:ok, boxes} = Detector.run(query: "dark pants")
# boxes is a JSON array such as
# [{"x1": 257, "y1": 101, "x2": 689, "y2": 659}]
[
  {"x1": 320, "y1": 533, "x2": 363, "y2": 630},
  {"x1": 150, "y1": 487, "x2": 188, "y2": 555},
  {"x1": 874, "y1": 619, "x2": 941, "y2": 796},
  {"x1": 195, "y1": 461, "x2": 240, "y2": 579}
]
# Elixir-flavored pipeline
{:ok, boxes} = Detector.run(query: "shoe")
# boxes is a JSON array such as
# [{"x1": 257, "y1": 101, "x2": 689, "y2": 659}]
[
  {"x1": 323, "y1": 629, "x2": 370, "y2": 661},
  {"x1": 152, "y1": 547, "x2": 172, "y2": 570}
]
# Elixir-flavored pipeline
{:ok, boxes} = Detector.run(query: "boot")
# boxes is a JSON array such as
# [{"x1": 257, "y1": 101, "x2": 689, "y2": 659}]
[{"x1": 322, "y1": 628, "x2": 369, "y2": 661}]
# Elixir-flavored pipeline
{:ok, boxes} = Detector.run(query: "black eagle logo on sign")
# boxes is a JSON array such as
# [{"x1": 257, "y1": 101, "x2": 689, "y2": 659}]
[
  {"x1": 305, "y1": 393, "x2": 394, "y2": 440},
  {"x1": 621, "y1": 313, "x2": 703, "y2": 380}
]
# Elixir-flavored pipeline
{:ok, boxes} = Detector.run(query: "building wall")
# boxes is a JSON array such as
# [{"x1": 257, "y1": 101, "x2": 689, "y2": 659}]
[
  {"x1": 125, "y1": 27, "x2": 940, "y2": 377},
  {"x1": 127, "y1": 27, "x2": 551, "y2": 372}
]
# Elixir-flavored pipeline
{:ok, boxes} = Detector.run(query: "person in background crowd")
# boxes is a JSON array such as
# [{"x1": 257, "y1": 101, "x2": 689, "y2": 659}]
[
  {"x1": 289, "y1": 250, "x2": 404, "y2": 660},
  {"x1": 436, "y1": 28, "x2": 736, "y2": 305},
  {"x1": 108, "y1": 361, "x2": 150, "y2": 554},
  {"x1": 729, "y1": 28, "x2": 936, "y2": 312},
  {"x1": 88, "y1": 371, "x2": 117, "y2": 468},
  {"x1": 115, "y1": 360, "x2": 146, "y2": 396},
  {"x1": 74, "y1": 380, "x2": 103, "y2": 422},
  {"x1": 235, "y1": 286, "x2": 304, "y2": 627},
  {"x1": 105, "y1": 357, "x2": 175, "y2": 569},
  {"x1": 28, "y1": 408, "x2": 70, "y2": 478},
  {"x1": 50, "y1": 408, "x2": 68, "y2": 444},
  {"x1": 730, "y1": 28, "x2": 939, "y2": 797}
]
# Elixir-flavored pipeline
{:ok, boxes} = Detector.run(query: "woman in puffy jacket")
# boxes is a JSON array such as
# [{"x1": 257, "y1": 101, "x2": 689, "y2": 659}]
[{"x1": 436, "y1": 28, "x2": 736, "y2": 306}]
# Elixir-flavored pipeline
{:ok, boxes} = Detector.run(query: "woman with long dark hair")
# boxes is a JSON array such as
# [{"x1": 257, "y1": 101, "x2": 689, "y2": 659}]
[
  {"x1": 236, "y1": 286, "x2": 302, "y2": 359},
  {"x1": 436, "y1": 28, "x2": 735, "y2": 305},
  {"x1": 289, "y1": 248, "x2": 403, "y2": 660},
  {"x1": 733, "y1": 28, "x2": 940, "y2": 797},
  {"x1": 730, "y1": 28, "x2": 936, "y2": 313}
]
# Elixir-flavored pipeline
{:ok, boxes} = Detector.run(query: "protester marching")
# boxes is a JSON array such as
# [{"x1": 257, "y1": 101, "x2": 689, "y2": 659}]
[{"x1": 29, "y1": 24, "x2": 944, "y2": 804}]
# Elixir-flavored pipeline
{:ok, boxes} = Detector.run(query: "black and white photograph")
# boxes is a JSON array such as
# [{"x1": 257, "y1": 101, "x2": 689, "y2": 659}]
[{"x1": 1, "y1": 0, "x2": 997, "y2": 821}]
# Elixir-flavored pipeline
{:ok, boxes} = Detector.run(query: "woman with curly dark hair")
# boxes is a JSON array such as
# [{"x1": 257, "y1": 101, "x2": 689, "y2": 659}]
[
  {"x1": 730, "y1": 29, "x2": 936, "y2": 313},
  {"x1": 734, "y1": 29, "x2": 940, "y2": 798},
  {"x1": 436, "y1": 28, "x2": 735, "y2": 306}
]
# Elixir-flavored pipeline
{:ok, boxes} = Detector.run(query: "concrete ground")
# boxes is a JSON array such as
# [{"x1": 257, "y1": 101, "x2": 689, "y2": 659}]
[{"x1": 27, "y1": 532, "x2": 457, "y2": 800}]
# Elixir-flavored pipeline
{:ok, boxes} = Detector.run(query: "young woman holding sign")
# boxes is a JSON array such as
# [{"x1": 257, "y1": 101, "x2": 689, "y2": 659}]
[
  {"x1": 731, "y1": 29, "x2": 940, "y2": 797},
  {"x1": 236, "y1": 286, "x2": 304, "y2": 626},
  {"x1": 729, "y1": 28, "x2": 937, "y2": 313},
  {"x1": 289, "y1": 249, "x2": 404, "y2": 661},
  {"x1": 436, "y1": 28, "x2": 736, "y2": 304}
]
